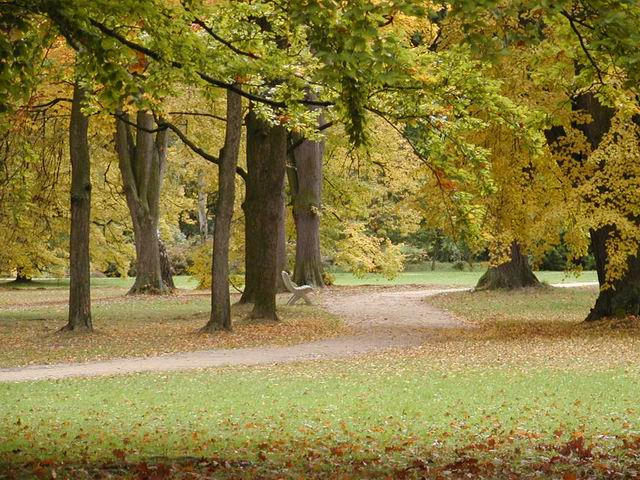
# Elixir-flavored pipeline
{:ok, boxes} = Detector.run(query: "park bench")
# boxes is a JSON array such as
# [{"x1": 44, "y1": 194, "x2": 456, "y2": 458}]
[{"x1": 281, "y1": 271, "x2": 314, "y2": 306}]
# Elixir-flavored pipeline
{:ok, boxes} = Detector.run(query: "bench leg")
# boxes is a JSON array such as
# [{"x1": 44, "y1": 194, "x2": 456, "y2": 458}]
[{"x1": 286, "y1": 292, "x2": 312, "y2": 306}]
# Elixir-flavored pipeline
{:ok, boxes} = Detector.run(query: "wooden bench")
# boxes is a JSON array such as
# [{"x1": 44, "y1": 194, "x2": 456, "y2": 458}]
[{"x1": 281, "y1": 271, "x2": 313, "y2": 306}]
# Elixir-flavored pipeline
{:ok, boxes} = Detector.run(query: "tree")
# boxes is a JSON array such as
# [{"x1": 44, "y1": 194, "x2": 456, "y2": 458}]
[
  {"x1": 115, "y1": 111, "x2": 173, "y2": 294},
  {"x1": 203, "y1": 90, "x2": 242, "y2": 332},
  {"x1": 476, "y1": 242, "x2": 540, "y2": 290},
  {"x1": 240, "y1": 109, "x2": 287, "y2": 321},
  {"x1": 289, "y1": 127, "x2": 326, "y2": 287},
  {"x1": 63, "y1": 79, "x2": 92, "y2": 331},
  {"x1": 276, "y1": 189, "x2": 289, "y2": 292},
  {"x1": 447, "y1": 0, "x2": 640, "y2": 317},
  {"x1": 551, "y1": 92, "x2": 640, "y2": 320}
]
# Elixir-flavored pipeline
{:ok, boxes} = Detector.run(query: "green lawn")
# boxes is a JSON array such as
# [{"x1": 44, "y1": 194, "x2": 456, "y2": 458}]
[
  {"x1": 2, "y1": 286, "x2": 640, "y2": 479},
  {"x1": 1, "y1": 269, "x2": 598, "y2": 291},
  {"x1": 1, "y1": 354, "x2": 638, "y2": 478},
  {"x1": 429, "y1": 284, "x2": 600, "y2": 323},
  {"x1": 0, "y1": 275, "x2": 199, "y2": 290},
  {"x1": 332, "y1": 269, "x2": 597, "y2": 286}
]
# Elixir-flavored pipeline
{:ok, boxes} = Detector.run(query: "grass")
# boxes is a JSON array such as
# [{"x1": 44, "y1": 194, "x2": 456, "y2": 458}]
[
  {"x1": 1, "y1": 266, "x2": 597, "y2": 291},
  {"x1": 0, "y1": 275, "x2": 199, "y2": 290},
  {"x1": 429, "y1": 284, "x2": 600, "y2": 323},
  {"x1": 2, "y1": 285, "x2": 640, "y2": 478},
  {"x1": 1, "y1": 362, "x2": 638, "y2": 478},
  {"x1": 0, "y1": 287, "x2": 343, "y2": 367},
  {"x1": 332, "y1": 268, "x2": 597, "y2": 287}
]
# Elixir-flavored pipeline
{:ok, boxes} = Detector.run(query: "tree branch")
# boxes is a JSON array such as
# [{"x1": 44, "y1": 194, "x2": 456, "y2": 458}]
[
  {"x1": 160, "y1": 120, "x2": 248, "y2": 181},
  {"x1": 560, "y1": 10, "x2": 605, "y2": 85},
  {"x1": 26, "y1": 97, "x2": 73, "y2": 110},
  {"x1": 287, "y1": 121, "x2": 334, "y2": 152},
  {"x1": 191, "y1": 17, "x2": 261, "y2": 59},
  {"x1": 114, "y1": 112, "x2": 247, "y2": 180},
  {"x1": 113, "y1": 112, "x2": 166, "y2": 133}
]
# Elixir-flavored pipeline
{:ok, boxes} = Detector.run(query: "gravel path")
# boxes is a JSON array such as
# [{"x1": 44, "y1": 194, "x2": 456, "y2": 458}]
[{"x1": 0, "y1": 287, "x2": 464, "y2": 383}]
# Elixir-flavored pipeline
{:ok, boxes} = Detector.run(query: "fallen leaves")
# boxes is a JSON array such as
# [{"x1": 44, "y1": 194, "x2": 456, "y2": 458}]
[
  {"x1": 5, "y1": 432, "x2": 640, "y2": 480},
  {"x1": 0, "y1": 288, "x2": 344, "y2": 367},
  {"x1": 3, "y1": 285, "x2": 640, "y2": 479}
]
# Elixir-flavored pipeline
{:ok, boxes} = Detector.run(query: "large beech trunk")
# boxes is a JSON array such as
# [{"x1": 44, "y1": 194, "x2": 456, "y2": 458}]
[
  {"x1": 115, "y1": 111, "x2": 173, "y2": 295},
  {"x1": 586, "y1": 227, "x2": 640, "y2": 320},
  {"x1": 202, "y1": 91, "x2": 242, "y2": 332},
  {"x1": 289, "y1": 131, "x2": 325, "y2": 287},
  {"x1": 239, "y1": 109, "x2": 287, "y2": 320},
  {"x1": 570, "y1": 93, "x2": 640, "y2": 320},
  {"x1": 64, "y1": 81, "x2": 92, "y2": 332},
  {"x1": 476, "y1": 242, "x2": 540, "y2": 290}
]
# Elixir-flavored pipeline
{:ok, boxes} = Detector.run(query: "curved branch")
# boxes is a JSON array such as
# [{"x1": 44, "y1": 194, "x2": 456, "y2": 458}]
[
  {"x1": 560, "y1": 10, "x2": 605, "y2": 85},
  {"x1": 161, "y1": 120, "x2": 248, "y2": 181},
  {"x1": 192, "y1": 17, "x2": 261, "y2": 59}
]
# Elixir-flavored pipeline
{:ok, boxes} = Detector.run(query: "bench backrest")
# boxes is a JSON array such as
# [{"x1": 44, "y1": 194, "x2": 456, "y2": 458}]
[{"x1": 281, "y1": 271, "x2": 297, "y2": 292}]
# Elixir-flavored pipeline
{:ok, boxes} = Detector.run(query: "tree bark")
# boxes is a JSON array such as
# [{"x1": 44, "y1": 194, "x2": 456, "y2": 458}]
[
  {"x1": 240, "y1": 109, "x2": 287, "y2": 320},
  {"x1": 158, "y1": 238, "x2": 175, "y2": 290},
  {"x1": 197, "y1": 169, "x2": 208, "y2": 241},
  {"x1": 475, "y1": 242, "x2": 540, "y2": 290},
  {"x1": 568, "y1": 93, "x2": 640, "y2": 320},
  {"x1": 202, "y1": 90, "x2": 242, "y2": 332},
  {"x1": 586, "y1": 226, "x2": 640, "y2": 320},
  {"x1": 289, "y1": 130, "x2": 325, "y2": 287},
  {"x1": 64, "y1": 81, "x2": 92, "y2": 332},
  {"x1": 238, "y1": 199, "x2": 257, "y2": 304},
  {"x1": 115, "y1": 111, "x2": 172, "y2": 295},
  {"x1": 276, "y1": 188, "x2": 288, "y2": 292}
]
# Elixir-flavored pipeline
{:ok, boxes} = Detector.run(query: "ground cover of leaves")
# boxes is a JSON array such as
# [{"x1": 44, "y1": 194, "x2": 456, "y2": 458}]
[
  {"x1": 2, "y1": 285, "x2": 640, "y2": 478},
  {"x1": 0, "y1": 287, "x2": 343, "y2": 367}
]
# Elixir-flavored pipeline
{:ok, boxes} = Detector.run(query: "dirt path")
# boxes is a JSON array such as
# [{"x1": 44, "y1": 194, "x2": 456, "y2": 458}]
[{"x1": 0, "y1": 287, "x2": 465, "y2": 383}]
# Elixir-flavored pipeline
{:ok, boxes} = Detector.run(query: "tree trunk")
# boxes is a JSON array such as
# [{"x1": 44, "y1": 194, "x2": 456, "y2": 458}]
[
  {"x1": 115, "y1": 111, "x2": 172, "y2": 295},
  {"x1": 14, "y1": 268, "x2": 32, "y2": 283},
  {"x1": 569, "y1": 93, "x2": 640, "y2": 320},
  {"x1": 475, "y1": 242, "x2": 540, "y2": 290},
  {"x1": 197, "y1": 169, "x2": 208, "y2": 241},
  {"x1": 276, "y1": 188, "x2": 288, "y2": 292},
  {"x1": 158, "y1": 238, "x2": 175, "y2": 290},
  {"x1": 63, "y1": 81, "x2": 92, "y2": 332},
  {"x1": 289, "y1": 131, "x2": 325, "y2": 287},
  {"x1": 586, "y1": 227, "x2": 640, "y2": 320},
  {"x1": 202, "y1": 90, "x2": 242, "y2": 332},
  {"x1": 238, "y1": 199, "x2": 257, "y2": 304},
  {"x1": 240, "y1": 109, "x2": 287, "y2": 320}
]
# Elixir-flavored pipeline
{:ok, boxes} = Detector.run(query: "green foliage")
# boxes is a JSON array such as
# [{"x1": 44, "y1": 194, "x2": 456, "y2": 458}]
[{"x1": 3, "y1": 0, "x2": 640, "y2": 290}]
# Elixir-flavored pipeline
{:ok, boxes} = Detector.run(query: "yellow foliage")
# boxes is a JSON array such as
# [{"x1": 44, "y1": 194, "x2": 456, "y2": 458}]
[{"x1": 188, "y1": 241, "x2": 212, "y2": 289}]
